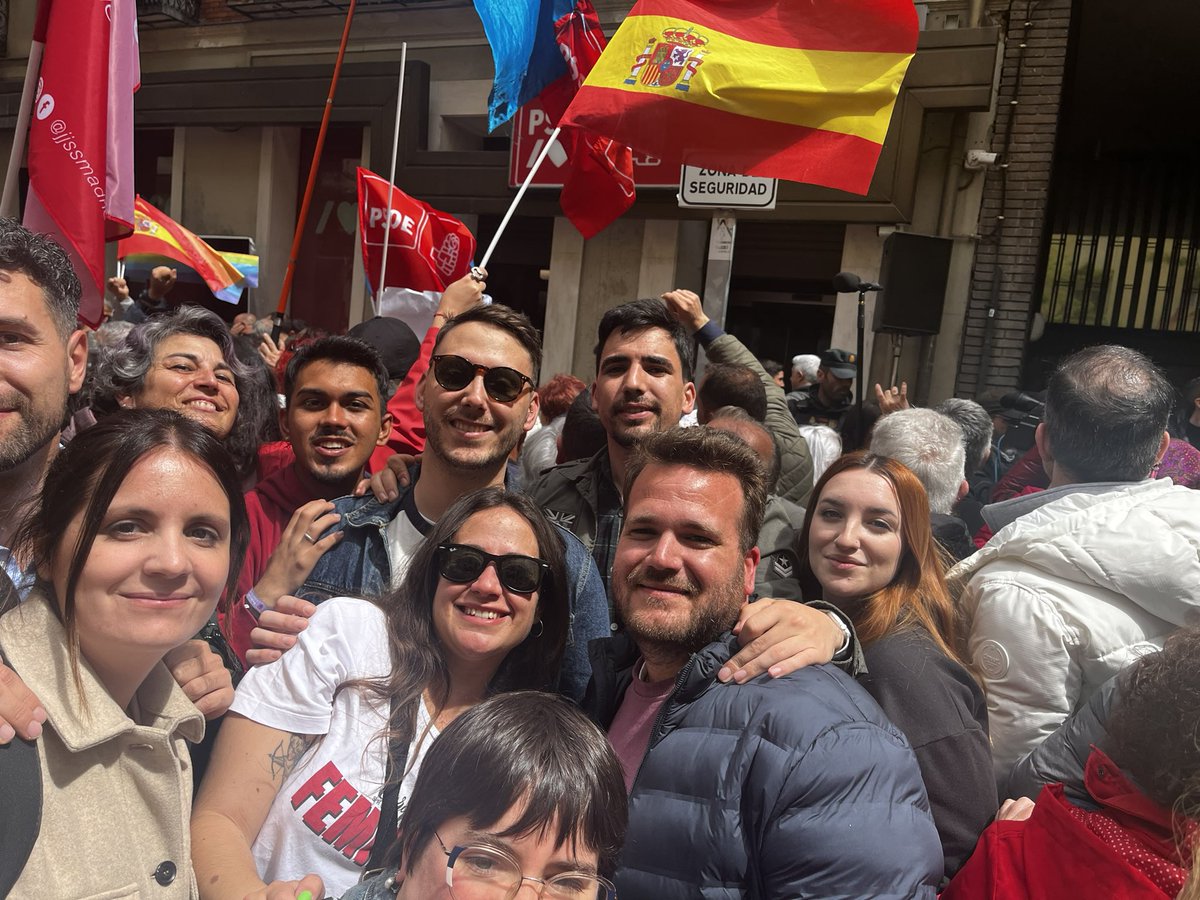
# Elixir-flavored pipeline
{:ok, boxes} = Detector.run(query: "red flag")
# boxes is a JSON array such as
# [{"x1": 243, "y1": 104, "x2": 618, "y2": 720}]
[
  {"x1": 536, "y1": 0, "x2": 635, "y2": 239},
  {"x1": 356, "y1": 168, "x2": 476, "y2": 294},
  {"x1": 23, "y1": 0, "x2": 138, "y2": 327}
]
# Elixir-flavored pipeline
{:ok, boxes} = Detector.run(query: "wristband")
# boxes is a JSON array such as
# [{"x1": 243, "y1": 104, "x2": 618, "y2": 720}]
[
  {"x1": 244, "y1": 587, "x2": 268, "y2": 620},
  {"x1": 826, "y1": 609, "x2": 852, "y2": 660}
]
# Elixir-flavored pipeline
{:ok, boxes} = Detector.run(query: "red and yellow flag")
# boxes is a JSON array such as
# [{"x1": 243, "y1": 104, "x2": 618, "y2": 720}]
[
  {"x1": 559, "y1": 0, "x2": 918, "y2": 195},
  {"x1": 118, "y1": 197, "x2": 245, "y2": 303}
]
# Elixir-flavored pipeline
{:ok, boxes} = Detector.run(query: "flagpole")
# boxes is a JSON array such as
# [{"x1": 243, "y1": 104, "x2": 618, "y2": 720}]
[
  {"x1": 374, "y1": 41, "x2": 408, "y2": 318},
  {"x1": 0, "y1": 41, "x2": 45, "y2": 219},
  {"x1": 274, "y1": 0, "x2": 358, "y2": 332},
  {"x1": 477, "y1": 126, "x2": 561, "y2": 271}
]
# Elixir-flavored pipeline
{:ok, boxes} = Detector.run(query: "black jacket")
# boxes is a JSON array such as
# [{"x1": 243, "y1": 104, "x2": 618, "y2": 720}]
[
  {"x1": 586, "y1": 633, "x2": 943, "y2": 899},
  {"x1": 931, "y1": 512, "x2": 977, "y2": 562},
  {"x1": 860, "y1": 628, "x2": 996, "y2": 881}
]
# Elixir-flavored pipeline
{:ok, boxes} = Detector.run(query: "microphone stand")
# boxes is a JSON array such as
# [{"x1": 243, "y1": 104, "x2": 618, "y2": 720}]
[{"x1": 856, "y1": 287, "x2": 867, "y2": 416}]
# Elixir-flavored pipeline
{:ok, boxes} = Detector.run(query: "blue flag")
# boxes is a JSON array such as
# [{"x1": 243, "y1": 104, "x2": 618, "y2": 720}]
[{"x1": 473, "y1": 0, "x2": 573, "y2": 131}]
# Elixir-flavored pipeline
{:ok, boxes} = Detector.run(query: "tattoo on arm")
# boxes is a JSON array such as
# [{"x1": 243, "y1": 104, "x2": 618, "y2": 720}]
[{"x1": 268, "y1": 733, "x2": 314, "y2": 781}]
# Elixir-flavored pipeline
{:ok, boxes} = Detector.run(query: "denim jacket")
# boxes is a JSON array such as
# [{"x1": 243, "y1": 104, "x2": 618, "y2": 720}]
[{"x1": 298, "y1": 467, "x2": 611, "y2": 702}]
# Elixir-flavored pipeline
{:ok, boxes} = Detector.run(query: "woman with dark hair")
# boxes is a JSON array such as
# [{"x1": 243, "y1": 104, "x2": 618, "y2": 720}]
[
  {"x1": 345, "y1": 691, "x2": 628, "y2": 900},
  {"x1": 191, "y1": 487, "x2": 571, "y2": 899},
  {"x1": 0, "y1": 409, "x2": 249, "y2": 898},
  {"x1": 798, "y1": 451, "x2": 996, "y2": 881},
  {"x1": 90, "y1": 305, "x2": 266, "y2": 481}
]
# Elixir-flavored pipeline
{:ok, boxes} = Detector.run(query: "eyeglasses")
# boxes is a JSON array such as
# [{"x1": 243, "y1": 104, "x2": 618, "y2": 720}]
[
  {"x1": 431, "y1": 354, "x2": 534, "y2": 403},
  {"x1": 436, "y1": 832, "x2": 616, "y2": 900},
  {"x1": 437, "y1": 544, "x2": 549, "y2": 594}
]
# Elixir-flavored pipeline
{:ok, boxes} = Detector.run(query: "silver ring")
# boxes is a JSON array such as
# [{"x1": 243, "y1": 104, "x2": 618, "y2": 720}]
[
  {"x1": 302, "y1": 532, "x2": 317, "y2": 543},
  {"x1": 469, "y1": 266, "x2": 485, "y2": 283}
]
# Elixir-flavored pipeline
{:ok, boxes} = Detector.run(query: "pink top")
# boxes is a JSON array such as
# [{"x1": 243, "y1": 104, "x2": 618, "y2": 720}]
[{"x1": 607, "y1": 662, "x2": 676, "y2": 793}]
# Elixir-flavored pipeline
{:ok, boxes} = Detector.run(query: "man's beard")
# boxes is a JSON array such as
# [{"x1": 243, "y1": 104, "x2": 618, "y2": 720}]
[
  {"x1": 425, "y1": 411, "x2": 522, "y2": 472},
  {"x1": 607, "y1": 398, "x2": 664, "y2": 449},
  {"x1": 0, "y1": 392, "x2": 66, "y2": 474},
  {"x1": 615, "y1": 561, "x2": 745, "y2": 658},
  {"x1": 303, "y1": 430, "x2": 370, "y2": 485}
]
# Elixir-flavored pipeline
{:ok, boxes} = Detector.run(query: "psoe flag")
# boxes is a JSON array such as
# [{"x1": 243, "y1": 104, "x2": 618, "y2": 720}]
[
  {"x1": 356, "y1": 168, "x2": 476, "y2": 295},
  {"x1": 559, "y1": 0, "x2": 918, "y2": 195}
]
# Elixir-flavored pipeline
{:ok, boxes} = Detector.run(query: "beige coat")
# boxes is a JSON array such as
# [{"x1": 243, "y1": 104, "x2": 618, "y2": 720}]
[{"x1": 0, "y1": 592, "x2": 205, "y2": 899}]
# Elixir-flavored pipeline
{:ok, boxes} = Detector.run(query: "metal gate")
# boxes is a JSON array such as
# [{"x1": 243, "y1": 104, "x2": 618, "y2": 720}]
[{"x1": 1041, "y1": 157, "x2": 1200, "y2": 334}]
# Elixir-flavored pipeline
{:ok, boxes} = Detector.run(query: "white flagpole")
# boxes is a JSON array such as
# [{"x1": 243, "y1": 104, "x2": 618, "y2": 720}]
[
  {"x1": 0, "y1": 41, "x2": 45, "y2": 219},
  {"x1": 375, "y1": 41, "x2": 408, "y2": 317},
  {"x1": 477, "y1": 126, "x2": 562, "y2": 271}
]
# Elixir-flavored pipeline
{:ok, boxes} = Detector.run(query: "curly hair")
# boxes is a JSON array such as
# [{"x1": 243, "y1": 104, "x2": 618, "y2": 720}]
[
  {"x1": 89, "y1": 306, "x2": 261, "y2": 477},
  {"x1": 1107, "y1": 627, "x2": 1200, "y2": 812},
  {"x1": 90, "y1": 305, "x2": 251, "y2": 416},
  {"x1": 0, "y1": 218, "x2": 81, "y2": 336}
]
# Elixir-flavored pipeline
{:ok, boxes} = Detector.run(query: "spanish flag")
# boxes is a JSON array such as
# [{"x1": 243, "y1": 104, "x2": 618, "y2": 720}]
[
  {"x1": 117, "y1": 197, "x2": 246, "y2": 303},
  {"x1": 559, "y1": 0, "x2": 918, "y2": 195}
]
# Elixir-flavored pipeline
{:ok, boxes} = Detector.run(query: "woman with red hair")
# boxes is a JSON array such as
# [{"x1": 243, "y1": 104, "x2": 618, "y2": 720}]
[
  {"x1": 797, "y1": 451, "x2": 996, "y2": 883},
  {"x1": 521, "y1": 373, "x2": 586, "y2": 482}
]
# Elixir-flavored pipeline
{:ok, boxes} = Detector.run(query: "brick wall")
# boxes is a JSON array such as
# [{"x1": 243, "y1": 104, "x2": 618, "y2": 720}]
[{"x1": 956, "y1": 0, "x2": 1073, "y2": 395}]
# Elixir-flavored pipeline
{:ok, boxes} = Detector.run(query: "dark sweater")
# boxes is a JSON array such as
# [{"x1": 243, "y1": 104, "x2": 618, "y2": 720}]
[{"x1": 860, "y1": 627, "x2": 997, "y2": 882}]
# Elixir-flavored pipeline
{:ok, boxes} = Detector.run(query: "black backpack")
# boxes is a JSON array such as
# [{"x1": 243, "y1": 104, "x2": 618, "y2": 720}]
[{"x1": 0, "y1": 649, "x2": 42, "y2": 898}]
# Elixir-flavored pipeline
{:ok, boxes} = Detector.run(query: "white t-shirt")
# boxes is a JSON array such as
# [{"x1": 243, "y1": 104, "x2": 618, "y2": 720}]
[
  {"x1": 383, "y1": 498, "x2": 433, "y2": 586},
  {"x1": 230, "y1": 597, "x2": 439, "y2": 896}
]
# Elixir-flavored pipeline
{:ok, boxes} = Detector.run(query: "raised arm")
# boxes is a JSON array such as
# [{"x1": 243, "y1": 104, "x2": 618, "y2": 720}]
[{"x1": 660, "y1": 288, "x2": 814, "y2": 505}]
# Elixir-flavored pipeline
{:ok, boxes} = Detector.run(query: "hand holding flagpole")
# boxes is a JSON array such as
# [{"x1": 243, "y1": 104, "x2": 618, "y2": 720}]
[{"x1": 477, "y1": 126, "x2": 562, "y2": 271}]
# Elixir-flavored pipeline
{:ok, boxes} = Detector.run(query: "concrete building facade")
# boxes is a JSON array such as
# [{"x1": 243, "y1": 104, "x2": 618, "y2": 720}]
[{"x1": 10, "y1": 0, "x2": 1150, "y2": 401}]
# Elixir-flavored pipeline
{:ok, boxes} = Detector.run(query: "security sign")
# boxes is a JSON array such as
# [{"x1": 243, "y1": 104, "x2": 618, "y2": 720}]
[{"x1": 679, "y1": 165, "x2": 778, "y2": 210}]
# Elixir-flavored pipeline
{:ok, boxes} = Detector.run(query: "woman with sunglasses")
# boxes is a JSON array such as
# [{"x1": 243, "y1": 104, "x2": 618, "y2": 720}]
[{"x1": 192, "y1": 487, "x2": 569, "y2": 899}]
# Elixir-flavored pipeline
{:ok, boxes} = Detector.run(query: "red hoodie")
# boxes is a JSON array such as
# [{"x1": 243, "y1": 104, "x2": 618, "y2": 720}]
[
  {"x1": 368, "y1": 324, "x2": 436, "y2": 472},
  {"x1": 220, "y1": 464, "x2": 323, "y2": 667},
  {"x1": 942, "y1": 748, "x2": 1192, "y2": 899}
]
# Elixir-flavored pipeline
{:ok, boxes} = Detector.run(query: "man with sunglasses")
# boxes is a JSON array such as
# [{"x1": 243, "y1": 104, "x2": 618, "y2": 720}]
[{"x1": 272, "y1": 303, "x2": 612, "y2": 701}]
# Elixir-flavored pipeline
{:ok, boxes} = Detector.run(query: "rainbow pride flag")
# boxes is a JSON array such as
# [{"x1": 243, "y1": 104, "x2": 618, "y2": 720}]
[
  {"x1": 560, "y1": 0, "x2": 918, "y2": 195},
  {"x1": 117, "y1": 197, "x2": 246, "y2": 303}
]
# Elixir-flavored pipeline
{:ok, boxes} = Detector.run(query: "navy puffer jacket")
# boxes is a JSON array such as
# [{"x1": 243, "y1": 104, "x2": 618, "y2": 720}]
[{"x1": 587, "y1": 633, "x2": 943, "y2": 899}]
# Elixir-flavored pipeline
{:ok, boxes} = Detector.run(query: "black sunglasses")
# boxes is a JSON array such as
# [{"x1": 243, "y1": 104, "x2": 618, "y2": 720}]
[
  {"x1": 431, "y1": 354, "x2": 534, "y2": 403},
  {"x1": 436, "y1": 543, "x2": 549, "y2": 594}
]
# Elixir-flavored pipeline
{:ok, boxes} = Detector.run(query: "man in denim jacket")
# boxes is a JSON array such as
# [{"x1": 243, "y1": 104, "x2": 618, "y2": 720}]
[{"x1": 269, "y1": 303, "x2": 611, "y2": 700}]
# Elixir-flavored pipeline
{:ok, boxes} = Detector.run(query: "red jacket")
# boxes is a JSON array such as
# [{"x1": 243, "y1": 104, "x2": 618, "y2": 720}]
[
  {"x1": 254, "y1": 324, "x2": 436, "y2": 484},
  {"x1": 942, "y1": 749, "x2": 1191, "y2": 899},
  {"x1": 369, "y1": 325, "x2": 436, "y2": 472},
  {"x1": 220, "y1": 464, "x2": 324, "y2": 667}
]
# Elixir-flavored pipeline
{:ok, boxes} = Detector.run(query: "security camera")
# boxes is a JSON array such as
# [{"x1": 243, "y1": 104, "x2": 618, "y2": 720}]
[{"x1": 964, "y1": 149, "x2": 1000, "y2": 170}]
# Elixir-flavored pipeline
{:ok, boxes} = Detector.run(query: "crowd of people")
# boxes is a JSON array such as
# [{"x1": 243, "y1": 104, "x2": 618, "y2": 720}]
[{"x1": 0, "y1": 216, "x2": 1197, "y2": 899}]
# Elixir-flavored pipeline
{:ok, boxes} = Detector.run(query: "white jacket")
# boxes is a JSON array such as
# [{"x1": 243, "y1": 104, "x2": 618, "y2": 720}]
[{"x1": 948, "y1": 479, "x2": 1200, "y2": 786}]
